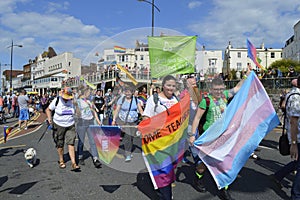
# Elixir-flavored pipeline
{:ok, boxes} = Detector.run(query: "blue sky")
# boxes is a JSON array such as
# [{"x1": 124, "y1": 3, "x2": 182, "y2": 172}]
[{"x1": 0, "y1": 0, "x2": 299, "y2": 70}]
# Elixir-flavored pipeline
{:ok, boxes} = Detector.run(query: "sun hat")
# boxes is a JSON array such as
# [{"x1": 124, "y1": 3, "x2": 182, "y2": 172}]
[{"x1": 60, "y1": 87, "x2": 74, "y2": 100}]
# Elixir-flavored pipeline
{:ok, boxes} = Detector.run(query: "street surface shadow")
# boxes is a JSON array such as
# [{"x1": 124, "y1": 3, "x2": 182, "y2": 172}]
[
  {"x1": 100, "y1": 185, "x2": 121, "y2": 193},
  {"x1": 136, "y1": 171, "x2": 160, "y2": 200},
  {"x1": 8, "y1": 181, "x2": 38, "y2": 194},
  {"x1": 0, "y1": 176, "x2": 8, "y2": 187},
  {"x1": 235, "y1": 167, "x2": 290, "y2": 200},
  {"x1": 260, "y1": 139, "x2": 279, "y2": 150}
]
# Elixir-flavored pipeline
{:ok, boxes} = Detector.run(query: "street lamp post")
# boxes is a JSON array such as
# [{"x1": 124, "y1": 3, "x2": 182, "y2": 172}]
[
  {"x1": 138, "y1": 0, "x2": 160, "y2": 36},
  {"x1": 7, "y1": 40, "x2": 23, "y2": 92}
]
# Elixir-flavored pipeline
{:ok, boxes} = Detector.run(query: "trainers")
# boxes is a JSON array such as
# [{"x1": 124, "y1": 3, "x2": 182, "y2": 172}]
[
  {"x1": 93, "y1": 159, "x2": 102, "y2": 168},
  {"x1": 24, "y1": 127, "x2": 28, "y2": 130},
  {"x1": 269, "y1": 174, "x2": 283, "y2": 189},
  {"x1": 78, "y1": 158, "x2": 85, "y2": 166},
  {"x1": 17, "y1": 127, "x2": 21, "y2": 131},
  {"x1": 125, "y1": 155, "x2": 132, "y2": 162},
  {"x1": 219, "y1": 188, "x2": 233, "y2": 200},
  {"x1": 194, "y1": 178, "x2": 207, "y2": 193}
]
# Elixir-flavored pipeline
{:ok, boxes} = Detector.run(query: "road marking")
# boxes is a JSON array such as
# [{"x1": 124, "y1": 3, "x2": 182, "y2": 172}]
[{"x1": 0, "y1": 112, "x2": 42, "y2": 144}]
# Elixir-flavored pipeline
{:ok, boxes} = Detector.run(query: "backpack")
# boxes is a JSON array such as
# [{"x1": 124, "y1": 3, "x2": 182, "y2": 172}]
[
  {"x1": 120, "y1": 95, "x2": 141, "y2": 124},
  {"x1": 51, "y1": 96, "x2": 60, "y2": 117},
  {"x1": 198, "y1": 96, "x2": 210, "y2": 134},
  {"x1": 153, "y1": 92, "x2": 179, "y2": 115}
]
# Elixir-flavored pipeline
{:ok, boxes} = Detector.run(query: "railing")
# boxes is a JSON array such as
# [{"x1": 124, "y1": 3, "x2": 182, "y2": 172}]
[{"x1": 63, "y1": 70, "x2": 296, "y2": 91}]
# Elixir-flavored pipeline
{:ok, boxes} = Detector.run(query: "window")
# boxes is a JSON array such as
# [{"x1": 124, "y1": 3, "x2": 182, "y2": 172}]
[
  {"x1": 271, "y1": 52, "x2": 275, "y2": 58},
  {"x1": 236, "y1": 63, "x2": 242, "y2": 71},
  {"x1": 237, "y1": 52, "x2": 241, "y2": 58},
  {"x1": 140, "y1": 55, "x2": 144, "y2": 60}
]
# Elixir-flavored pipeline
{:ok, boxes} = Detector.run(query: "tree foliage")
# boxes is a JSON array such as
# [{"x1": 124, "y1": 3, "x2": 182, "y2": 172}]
[{"x1": 269, "y1": 59, "x2": 300, "y2": 74}]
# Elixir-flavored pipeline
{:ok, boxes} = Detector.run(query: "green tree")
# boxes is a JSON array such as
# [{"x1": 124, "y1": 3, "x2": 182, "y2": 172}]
[{"x1": 269, "y1": 59, "x2": 300, "y2": 75}]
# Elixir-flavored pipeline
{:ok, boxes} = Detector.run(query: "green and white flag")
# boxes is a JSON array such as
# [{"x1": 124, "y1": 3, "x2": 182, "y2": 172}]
[{"x1": 148, "y1": 36, "x2": 197, "y2": 78}]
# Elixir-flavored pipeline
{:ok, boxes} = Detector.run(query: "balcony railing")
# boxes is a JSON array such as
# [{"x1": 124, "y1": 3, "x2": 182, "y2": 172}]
[{"x1": 63, "y1": 69, "x2": 296, "y2": 91}]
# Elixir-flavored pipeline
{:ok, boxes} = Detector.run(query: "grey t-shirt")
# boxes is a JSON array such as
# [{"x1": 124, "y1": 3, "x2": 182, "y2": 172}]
[{"x1": 18, "y1": 95, "x2": 29, "y2": 110}]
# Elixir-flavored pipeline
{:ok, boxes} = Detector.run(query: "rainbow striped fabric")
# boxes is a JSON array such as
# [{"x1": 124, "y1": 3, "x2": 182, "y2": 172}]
[
  {"x1": 114, "y1": 46, "x2": 126, "y2": 53},
  {"x1": 194, "y1": 71, "x2": 279, "y2": 189},
  {"x1": 247, "y1": 39, "x2": 265, "y2": 70},
  {"x1": 138, "y1": 94, "x2": 190, "y2": 189},
  {"x1": 4, "y1": 126, "x2": 13, "y2": 143},
  {"x1": 90, "y1": 125, "x2": 121, "y2": 164}
]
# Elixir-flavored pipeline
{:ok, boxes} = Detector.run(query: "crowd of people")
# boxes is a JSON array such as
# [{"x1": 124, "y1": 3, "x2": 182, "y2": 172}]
[{"x1": 4, "y1": 69, "x2": 299, "y2": 200}]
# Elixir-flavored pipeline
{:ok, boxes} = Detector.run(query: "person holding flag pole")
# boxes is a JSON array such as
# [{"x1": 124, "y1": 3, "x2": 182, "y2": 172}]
[{"x1": 189, "y1": 66, "x2": 251, "y2": 200}]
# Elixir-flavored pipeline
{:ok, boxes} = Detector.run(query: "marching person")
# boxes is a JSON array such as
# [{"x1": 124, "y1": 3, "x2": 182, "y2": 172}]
[
  {"x1": 75, "y1": 86, "x2": 102, "y2": 168},
  {"x1": 143, "y1": 75, "x2": 179, "y2": 200},
  {"x1": 112, "y1": 84, "x2": 143, "y2": 162},
  {"x1": 46, "y1": 87, "x2": 80, "y2": 171},
  {"x1": 189, "y1": 70, "x2": 249, "y2": 200}
]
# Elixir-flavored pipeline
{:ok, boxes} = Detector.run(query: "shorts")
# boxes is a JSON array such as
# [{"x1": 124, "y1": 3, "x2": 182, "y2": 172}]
[
  {"x1": 52, "y1": 122, "x2": 76, "y2": 148},
  {"x1": 19, "y1": 109, "x2": 29, "y2": 121},
  {"x1": 0, "y1": 106, "x2": 3, "y2": 112}
]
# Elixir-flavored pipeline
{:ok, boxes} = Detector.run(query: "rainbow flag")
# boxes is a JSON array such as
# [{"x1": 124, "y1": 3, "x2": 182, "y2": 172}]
[
  {"x1": 194, "y1": 71, "x2": 279, "y2": 189},
  {"x1": 138, "y1": 93, "x2": 147, "y2": 105},
  {"x1": 114, "y1": 46, "x2": 126, "y2": 53},
  {"x1": 138, "y1": 94, "x2": 190, "y2": 189},
  {"x1": 4, "y1": 126, "x2": 13, "y2": 143},
  {"x1": 116, "y1": 64, "x2": 138, "y2": 86},
  {"x1": 90, "y1": 125, "x2": 121, "y2": 164},
  {"x1": 247, "y1": 39, "x2": 265, "y2": 70}
]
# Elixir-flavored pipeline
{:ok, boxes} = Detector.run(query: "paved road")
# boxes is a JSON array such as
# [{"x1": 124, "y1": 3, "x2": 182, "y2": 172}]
[{"x1": 0, "y1": 113, "x2": 295, "y2": 200}]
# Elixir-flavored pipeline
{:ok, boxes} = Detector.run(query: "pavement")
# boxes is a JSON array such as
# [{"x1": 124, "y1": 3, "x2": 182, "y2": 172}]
[{"x1": 0, "y1": 112, "x2": 296, "y2": 200}]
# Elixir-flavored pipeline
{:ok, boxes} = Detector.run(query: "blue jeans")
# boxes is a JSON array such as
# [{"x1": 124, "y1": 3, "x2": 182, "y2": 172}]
[
  {"x1": 77, "y1": 118, "x2": 99, "y2": 159},
  {"x1": 292, "y1": 143, "x2": 300, "y2": 200}
]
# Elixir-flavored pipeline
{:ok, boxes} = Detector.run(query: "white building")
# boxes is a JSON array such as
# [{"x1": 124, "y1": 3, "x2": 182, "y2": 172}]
[
  {"x1": 283, "y1": 20, "x2": 300, "y2": 61},
  {"x1": 195, "y1": 46, "x2": 223, "y2": 76},
  {"x1": 223, "y1": 41, "x2": 282, "y2": 75},
  {"x1": 32, "y1": 52, "x2": 81, "y2": 94}
]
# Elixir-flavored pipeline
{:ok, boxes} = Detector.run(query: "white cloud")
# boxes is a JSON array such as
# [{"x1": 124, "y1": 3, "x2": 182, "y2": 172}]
[
  {"x1": 187, "y1": 0, "x2": 300, "y2": 49},
  {"x1": 188, "y1": 1, "x2": 202, "y2": 9}
]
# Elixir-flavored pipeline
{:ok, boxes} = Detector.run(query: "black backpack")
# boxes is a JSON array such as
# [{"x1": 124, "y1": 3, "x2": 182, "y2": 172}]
[
  {"x1": 198, "y1": 96, "x2": 210, "y2": 134},
  {"x1": 153, "y1": 92, "x2": 179, "y2": 115}
]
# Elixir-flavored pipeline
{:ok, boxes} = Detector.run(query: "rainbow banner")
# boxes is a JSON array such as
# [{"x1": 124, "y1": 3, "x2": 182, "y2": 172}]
[
  {"x1": 247, "y1": 39, "x2": 265, "y2": 70},
  {"x1": 4, "y1": 126, "x2": 13, "y2": 143},
  {"x1": 138, "y1": 94, "x2": 190, "y2": 189},
  {"x1": 116, "y1": 64, "x2": 138, "y2": 86},
  {"x1": 90, "y1": 125, "x2": 121, "y2": 164},
  {"x1": 194, "y1": 71, "x2": 279, "y2": 189},
  {"x1": 114, "y1": 46, "x2": 126, "y2": 53}
]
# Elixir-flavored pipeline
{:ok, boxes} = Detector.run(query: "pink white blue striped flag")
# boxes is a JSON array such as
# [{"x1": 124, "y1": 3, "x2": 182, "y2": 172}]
[{"x1": 194, "y1": 71, "x2": 279, "y2": 189}]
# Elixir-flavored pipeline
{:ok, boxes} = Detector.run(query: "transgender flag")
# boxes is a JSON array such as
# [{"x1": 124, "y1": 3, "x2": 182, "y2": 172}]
[
  {"x1": 247, "y1": 39, "x2": 265, "y2": 70},
  {"x1": 194, "y1": 71, "x2": 279, "y2": 189}
]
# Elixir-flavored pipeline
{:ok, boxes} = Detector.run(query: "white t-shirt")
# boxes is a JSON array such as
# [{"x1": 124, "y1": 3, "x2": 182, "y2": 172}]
[
  {"x1": 143, "y1": 95, "x2": 178, "y2": 118},
  {"x1": 76, "y1": 98, "x2": 93, "y2": 120},
  {"x1": 49, "y1": 97, "x2": 75, "y2": 127}
]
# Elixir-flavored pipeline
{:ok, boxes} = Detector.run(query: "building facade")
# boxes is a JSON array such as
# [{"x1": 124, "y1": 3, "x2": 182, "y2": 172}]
[
  {"x1": 223, "y1": 41, "x2": 282, "y2": 76},
  {"x1": 283, "y1": 20, "x2": 300, "y2": 61}
]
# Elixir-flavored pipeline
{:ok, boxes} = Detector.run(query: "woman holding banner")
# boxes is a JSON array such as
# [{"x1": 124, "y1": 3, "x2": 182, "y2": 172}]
[{"x1": 142, "y1": 75, "x2": 179, "y2": 200}]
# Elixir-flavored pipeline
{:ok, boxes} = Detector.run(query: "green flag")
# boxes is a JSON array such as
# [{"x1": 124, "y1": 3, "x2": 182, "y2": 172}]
[{"x1": 148, "y1": 36, "x2": 197, "y2": 78}]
